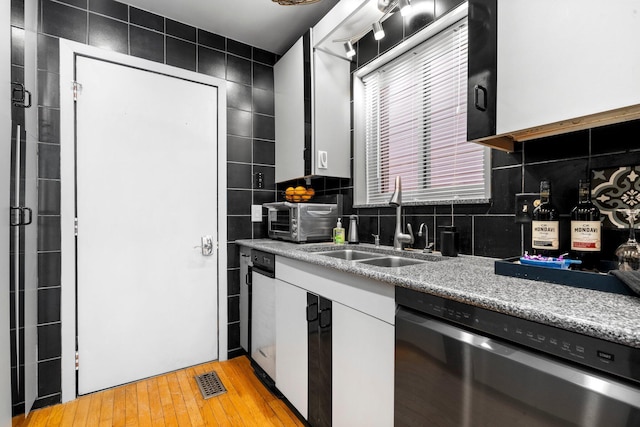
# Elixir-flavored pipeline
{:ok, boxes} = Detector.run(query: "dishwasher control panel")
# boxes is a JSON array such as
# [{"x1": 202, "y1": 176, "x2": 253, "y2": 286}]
[
  {"x1": 396, "y1": 287, "x2": 640, "y2": 385},
  {"x1": 251, "y1": 249, "x2": 275, "y2": 274}
]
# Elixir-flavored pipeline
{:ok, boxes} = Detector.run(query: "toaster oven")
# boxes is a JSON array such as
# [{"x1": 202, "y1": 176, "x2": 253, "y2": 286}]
[{"x1": 263, "y1": 201, "x2": 339, "y2": 243}]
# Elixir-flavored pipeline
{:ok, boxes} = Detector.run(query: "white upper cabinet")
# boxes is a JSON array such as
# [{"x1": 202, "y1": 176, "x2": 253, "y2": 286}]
[
  {"x1": 469, "y1": 0, "x2": 640, "y2": 151},
  {"x1": 498, "y1": 0, "x2": 640, "y2": 135},
  {"x1": 274, "y1": 29, "x2": 351, "y2": 183}
]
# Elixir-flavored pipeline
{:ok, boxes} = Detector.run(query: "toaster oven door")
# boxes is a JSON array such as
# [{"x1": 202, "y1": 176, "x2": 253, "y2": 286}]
[{"x1": 265, "y1": 203, "x2": 295, "y2": 240}]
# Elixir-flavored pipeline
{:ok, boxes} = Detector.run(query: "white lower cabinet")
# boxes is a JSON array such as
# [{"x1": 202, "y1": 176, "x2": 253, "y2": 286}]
[
  {"x1": 332, "y1": 302, "x2": 394, "y2": 427},
  {"x1": 275, "y1": 278, "x2": 309, "y2": 418},
  {"x1": 274, "y1": 257, "x2": 395, "y2": 426}
]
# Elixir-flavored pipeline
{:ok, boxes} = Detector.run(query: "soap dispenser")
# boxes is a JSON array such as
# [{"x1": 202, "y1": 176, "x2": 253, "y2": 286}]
[
  {"x1": 348, "y1": 215, "x2": 359, "y2": 244},
  {"x1": 333, "y1": 218, "x2": 345, "y2": 244}
]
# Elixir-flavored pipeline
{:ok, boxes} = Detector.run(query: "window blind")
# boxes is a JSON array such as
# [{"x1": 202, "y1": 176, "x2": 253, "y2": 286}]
[{"x1": 362, "y1": 19, "x2": 489, "y2": 205}]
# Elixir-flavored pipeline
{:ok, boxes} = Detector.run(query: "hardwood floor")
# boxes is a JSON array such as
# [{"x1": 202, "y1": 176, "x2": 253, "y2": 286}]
[{"x1": 13, "y1": 356, "x2": 304, "y2": 427}]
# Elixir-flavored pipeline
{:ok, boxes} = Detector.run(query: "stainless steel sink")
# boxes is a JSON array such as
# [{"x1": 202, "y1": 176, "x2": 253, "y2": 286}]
[
  {"x1": 357, "y1": 256, "x2": 426, "y2": 267},
  {"x1": 317, "y1": 249, "x2": 385, "y2": 261}
]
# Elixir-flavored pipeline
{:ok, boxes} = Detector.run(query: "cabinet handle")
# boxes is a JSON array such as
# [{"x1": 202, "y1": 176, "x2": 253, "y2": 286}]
[
  {"x1": 307, "y1": 302, "x2": 318, "y2": 322},
  {"x1": 474, "y1": 84, "x2": 488, "y2": 112},
  {"x1": 319, "y1": 307, "x2": 331, "y2": 329}
]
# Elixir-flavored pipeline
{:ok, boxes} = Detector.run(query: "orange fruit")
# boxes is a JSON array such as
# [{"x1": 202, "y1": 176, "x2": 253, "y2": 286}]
[
  {"x1": 294, "y1": 186, "x2": 307, "y2": 196},
  {"x1": 306, "y1": 188, "x2": 315, "y2": 196},
  {"x1": 292, "y1": 195, "x2": 302, "y2": 202},
  {"x1": 285, "y1": 187, "x2": 295, "y2": 196},
  {"x1": 301, "y1": 194, "x2": 311, "y2": 201}
]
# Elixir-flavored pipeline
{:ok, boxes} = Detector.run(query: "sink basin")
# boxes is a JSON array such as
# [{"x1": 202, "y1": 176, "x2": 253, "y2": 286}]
[
  {"x1": 357, "y1": 256, "x2": 426, "y2": 267},
  {"x1": 317, "y1": 249, "x2": 385, "y2": 261}
]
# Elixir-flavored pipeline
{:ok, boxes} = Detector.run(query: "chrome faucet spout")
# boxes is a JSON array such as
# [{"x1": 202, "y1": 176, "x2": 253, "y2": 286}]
[
  {"x1": 389, "y1": 176, "x2": 402, "y2": 206},
  {"x1": 418, "y1": 222, "x2": 433, "y2": 253},
  {"x1": 390, "y1": 176, "x2": 413, "y2": 250}
]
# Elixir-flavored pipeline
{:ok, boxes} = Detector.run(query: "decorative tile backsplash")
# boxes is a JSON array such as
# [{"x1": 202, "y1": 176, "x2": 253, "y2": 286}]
[{"x1": 592, "y1": 166, "x2": 640, "y2": 228}]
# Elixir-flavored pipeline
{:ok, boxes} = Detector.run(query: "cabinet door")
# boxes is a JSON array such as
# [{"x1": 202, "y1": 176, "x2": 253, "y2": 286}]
[
  {"x1": 467, "y1": 0, "x2": 497, "y2": 141},
  {"x1": 496, "y1": 0, "x2": 640, "y2": 134},
  {"x1": 251, "y1": 273, "x2": 276, "y2": 380},
  {"x1": 332, "y1": 302, "x2": 394, "y2": 427},
  {"x1": 274, "y1": 38, "x2": 305, "y2": 182},
  {"x1": 312, "y1": 48, "x2": 351, "y2": 178},
  {"x1": 307, "y1": 293, "x2": 332, "y2": 427},
  {"x1": 275, "y1": 279, "x2": 308, "y2": 418}
]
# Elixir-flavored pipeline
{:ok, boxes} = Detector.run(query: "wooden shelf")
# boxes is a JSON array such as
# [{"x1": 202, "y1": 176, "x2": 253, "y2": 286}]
[{"x1": 473, "y1": 104, "x2": 640, "y2": 152}]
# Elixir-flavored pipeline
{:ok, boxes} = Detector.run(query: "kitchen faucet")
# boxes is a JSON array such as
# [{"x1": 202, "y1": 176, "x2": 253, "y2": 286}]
[
  {"x1": 418, "y1": 223, "x2": 434, "y2": 253},
  {"x1": 389, "y1": 176, "x2": 414, "y2": 250}
]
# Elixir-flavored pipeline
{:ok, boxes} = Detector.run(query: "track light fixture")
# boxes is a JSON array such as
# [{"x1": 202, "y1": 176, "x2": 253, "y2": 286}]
[
  {"x1": 338, "y1": 0, "x2": 415, "y2": 58},
  {"x1": 372, "y1": 22, "x2": 385, "y2": 40},
  {"x1": 344, "y1": 41, "x2": 356, "y2": 58}
]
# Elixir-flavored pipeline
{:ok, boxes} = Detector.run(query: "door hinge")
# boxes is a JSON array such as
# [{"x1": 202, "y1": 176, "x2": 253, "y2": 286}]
[
  {"x1": 75, "y1": 351, "x2": 79, "y2": 370},
  {"x1": 74, "y1": 218, "x2": 78, "y2": 236},
  {"x1": 72, "y1": 81, "x2": 83, "y2": 101}
]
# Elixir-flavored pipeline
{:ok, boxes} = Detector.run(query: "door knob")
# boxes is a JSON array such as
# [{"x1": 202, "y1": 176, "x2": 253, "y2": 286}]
[{"x1": 194, "y1": 235, "x2": 215, "y2": 256}]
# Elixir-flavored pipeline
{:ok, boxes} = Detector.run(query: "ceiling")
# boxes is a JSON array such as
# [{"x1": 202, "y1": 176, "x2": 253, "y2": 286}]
[{"x1": 120, "y1": 0, "x2": 340, "y2": 55}]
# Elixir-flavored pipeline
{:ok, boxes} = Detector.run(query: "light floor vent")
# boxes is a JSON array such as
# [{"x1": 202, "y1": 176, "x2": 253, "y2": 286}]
[{"x1": 195, "y1": 371, "x2": 227, "y2": 399}]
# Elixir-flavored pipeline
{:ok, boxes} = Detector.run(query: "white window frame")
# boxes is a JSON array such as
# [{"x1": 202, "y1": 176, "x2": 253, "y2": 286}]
[{"x1": 353, "y1": 2, "x2": 491, "y2": 207}]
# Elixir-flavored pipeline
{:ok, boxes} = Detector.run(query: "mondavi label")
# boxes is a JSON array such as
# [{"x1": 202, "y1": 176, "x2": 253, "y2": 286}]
[
  {"x1": 571, "y1": 221, "x2": 601, "y2": 251},
  {"x1": 532, "y1": 220, "x2": 559, "y2": 250}
]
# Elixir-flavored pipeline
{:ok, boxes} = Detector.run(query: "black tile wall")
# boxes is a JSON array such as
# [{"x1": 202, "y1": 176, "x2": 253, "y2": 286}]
[
  {"x1": 11, "y1": 0, "x2": 24, "y2": 27},
  {"x1": 40, "y1": 0, "x2": 88, "y2": 43},
  {"x1": 253, "y1": 139, "x2": 275, "y2": 165},
  {"x1": 38, "y1": 252, "x2": 61, "y2": 287},
  {"x1": 227, "y1": 81, "x2": 253, "y2": 111},
  {"x1": 197, "y1": 46, "x2": 226, "y2": 79},
  {"x1": 166, "y1": 19, "x2": 196, "y2": 42},
  {"x1": 37, "y1": 34, "x2": 59, "y2": 72},
  {"x1": 38, "y1": 107, "x2": 60, "y2": 144},
  {"x1": 227, "y1": 136, "x2": 252, "y2": 163},
  {"x1": 166, "y1": 36, "x2": 197, "y2": 71},
  {"x1": 252, "y1": 113, "x2": 275, "y2": 140},
  {"x1": 10, "y1": 0, "x2": 277, "y2": 413},
  {"x1": 226, "y1": 55, "x2": 252, "y2": 85},
  {"x1": 130, "y1": 26, "x2": 164, "y2": 63},
  {"x1": 88, "y1": 13, "x2": 128, "y2": 54},
  {"x1": 38, "y1": 179, "x2": 61, "y2": 215},
  {"x1": 228, "y1": 39, "x2": 252, "y2": 59},
  {"x1": 198, "y1": 29, "x2": 225, "y2": 51},
  {"x1": 37, "y1": 323, "x2": 62, "y2": 360},
  {"x1": 88, "y1": 0, "x2": 128, "y2": 21},
  {"x1": 129, "y1": 7, "x2": 164, "y2": 32},
  {"x1": 227, "y1": 109, "x2": 253, "y2": 138},
  {"x1": 253, "y1": 62, "x2": 274, "y2": 90}
]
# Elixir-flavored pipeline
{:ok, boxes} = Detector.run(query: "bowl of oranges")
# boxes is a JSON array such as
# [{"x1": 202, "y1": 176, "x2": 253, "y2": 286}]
[{"x1": 285, "y1": 186, "x2": 315, "y2": 203}]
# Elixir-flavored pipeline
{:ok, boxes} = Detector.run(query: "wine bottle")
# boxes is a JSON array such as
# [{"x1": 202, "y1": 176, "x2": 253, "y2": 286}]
[
  {"x1": 570, "y1": 180, "x2": 601, "y2": 269},
  {"x1": 532, "y1": 180, "x2": 560, "y2": 257}
]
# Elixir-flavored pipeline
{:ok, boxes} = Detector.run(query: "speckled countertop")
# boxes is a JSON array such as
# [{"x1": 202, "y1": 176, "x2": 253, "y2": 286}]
[{"x1": 236, "y1": 239, "x2": 640, "y2": 348}]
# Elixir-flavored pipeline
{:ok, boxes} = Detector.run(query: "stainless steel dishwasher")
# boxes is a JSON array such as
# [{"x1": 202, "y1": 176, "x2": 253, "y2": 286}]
[{"x1": 395, "y1": 287, "x2": 640, "y2": 426}]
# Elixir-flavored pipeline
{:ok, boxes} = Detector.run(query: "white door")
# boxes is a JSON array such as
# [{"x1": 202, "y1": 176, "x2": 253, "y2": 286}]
[
  {"x1": 75, "y1": 56, "x2": 219, "y2": 394},
  {"x1": 2, "y1": 3, "x2": 14, "y2": 423}
]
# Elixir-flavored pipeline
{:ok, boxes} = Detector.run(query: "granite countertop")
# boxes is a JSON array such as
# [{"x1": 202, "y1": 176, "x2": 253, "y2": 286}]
[{"x1": 236, "y1": 239, "x2": 640, "y2": 348}]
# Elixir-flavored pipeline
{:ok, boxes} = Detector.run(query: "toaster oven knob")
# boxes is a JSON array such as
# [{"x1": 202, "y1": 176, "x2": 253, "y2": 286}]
[{"x1": 291, "y1": 220, "x2": 297, "y2": 231}]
